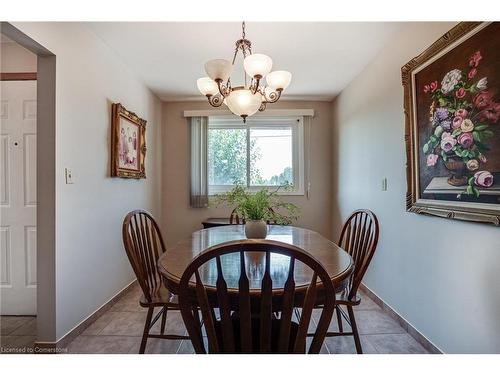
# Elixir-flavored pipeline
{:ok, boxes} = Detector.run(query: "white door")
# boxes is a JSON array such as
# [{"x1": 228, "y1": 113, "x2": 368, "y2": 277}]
[{"x1": 0, "y1": 80, "x2": 37, "y2": 315}]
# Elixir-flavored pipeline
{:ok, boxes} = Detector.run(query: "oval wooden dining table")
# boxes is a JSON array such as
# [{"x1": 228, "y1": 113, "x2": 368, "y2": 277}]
[{"x1": 158, "y1": 225, "x2": 354, "y2": 307}]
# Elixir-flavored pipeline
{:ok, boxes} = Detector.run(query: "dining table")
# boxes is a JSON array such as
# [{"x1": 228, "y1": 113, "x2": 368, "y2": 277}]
[{"x1": 157, "y1": 225, "x2": 354, "y2": 308}]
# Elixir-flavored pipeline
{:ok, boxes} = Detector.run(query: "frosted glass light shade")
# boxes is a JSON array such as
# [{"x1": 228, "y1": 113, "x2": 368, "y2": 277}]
[
  {"x1": 225, "y1": 89, "x2": 262, "y2": 117},
  {"x1": 266, "y1": 70, "x2": 292, "y2": 90},
  {"x1": 204, "y1": 59, "x2": 233, "y2": 82},
  {"x1": 197, "y1": 77, "x2": 219, "y2": 96},
  {"x1": 244, "y1": 54, "x2": 273, "y2": 78}
]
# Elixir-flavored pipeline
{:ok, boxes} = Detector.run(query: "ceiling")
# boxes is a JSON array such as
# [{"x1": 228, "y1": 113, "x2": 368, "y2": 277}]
[{"x1": 87, "y1": 22, "x2": 401, "y2": 102}]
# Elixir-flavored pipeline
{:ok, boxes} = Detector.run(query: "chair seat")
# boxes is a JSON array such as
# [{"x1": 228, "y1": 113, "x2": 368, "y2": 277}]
[
  {"x1": 139, "y1": 285, "x2": 179, "y2": 307},
  {"x1": 335, "y1": 290, "x2": 361, "y2": 306},
  {"x1": 313, "y1": 290, "x2": 361, "y2": 309}
]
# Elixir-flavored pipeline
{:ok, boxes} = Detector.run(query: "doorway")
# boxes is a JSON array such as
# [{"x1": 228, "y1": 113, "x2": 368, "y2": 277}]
[
  {"x1": 1, "y1": 22, "x2": 56, "y2": 349},
  {"x1": 0, "y1": 34, "x2": 38, "y2": 348}
]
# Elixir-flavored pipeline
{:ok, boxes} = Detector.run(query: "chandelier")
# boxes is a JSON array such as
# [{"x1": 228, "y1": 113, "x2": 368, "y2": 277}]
[{"x1": 197, "y1": 22, "x2": 292, "y2": 122}]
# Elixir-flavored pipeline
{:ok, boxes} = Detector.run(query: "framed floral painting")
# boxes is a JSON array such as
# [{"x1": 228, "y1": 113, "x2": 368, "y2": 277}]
[
  {"x1": 403, "y1": 22, "x2": 500, "y2": 225},
  {"x1": 111, "y1": 103, "x2": 146, "y2": 178}
]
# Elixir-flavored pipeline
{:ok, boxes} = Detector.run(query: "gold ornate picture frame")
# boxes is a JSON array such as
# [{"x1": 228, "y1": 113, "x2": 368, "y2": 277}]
[
  {"x1": 111, "y1": 103, "x2": 146, "y2": 179},
  {"x1": 402, "y1": 22, "x2": 500, "y2": 226}
]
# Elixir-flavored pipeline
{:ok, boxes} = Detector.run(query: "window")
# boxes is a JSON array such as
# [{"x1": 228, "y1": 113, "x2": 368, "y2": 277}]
[{"x1": 208, "y1": 116, "x2": 304, "y2": 195}]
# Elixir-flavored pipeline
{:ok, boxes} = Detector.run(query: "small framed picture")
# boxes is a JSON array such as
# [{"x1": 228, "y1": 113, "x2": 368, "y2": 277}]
[{"x1": 111, "y1": 103, "x2": 146, "y2": 178}]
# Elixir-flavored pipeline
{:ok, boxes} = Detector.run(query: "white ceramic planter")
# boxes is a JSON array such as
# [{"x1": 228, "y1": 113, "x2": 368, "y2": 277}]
[{"x1": 244, "y1": 219, "x2": 268, "y2": 239}]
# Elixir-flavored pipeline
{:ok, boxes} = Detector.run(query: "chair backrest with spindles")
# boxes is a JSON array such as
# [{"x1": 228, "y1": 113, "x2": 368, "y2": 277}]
[
  {"x1": 229, "y1": 208, "x2": 245, "y2": 224},
  {"x1": 338, "y1": 209, "x2": 379, "y2": 300},
  {"x1": 229, "y1": 207, "x2": 278, "y2": 225},
  {"x1": 122, "y1": 210, "x2": 166, "y2": 303},
  {"x1": 178, "y1": 241, "x2": 335, "y2": 354}
]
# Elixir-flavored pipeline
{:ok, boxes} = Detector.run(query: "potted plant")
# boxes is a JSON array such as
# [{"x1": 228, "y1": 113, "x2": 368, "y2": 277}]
[{"x1": 213, "y1": 185, "x2": 300, "y2": 239}]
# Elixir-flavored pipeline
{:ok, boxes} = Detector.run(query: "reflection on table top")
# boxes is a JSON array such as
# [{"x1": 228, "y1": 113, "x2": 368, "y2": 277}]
[{"x1": 158, "y1": 225, "x2": 353, "y2": 291}]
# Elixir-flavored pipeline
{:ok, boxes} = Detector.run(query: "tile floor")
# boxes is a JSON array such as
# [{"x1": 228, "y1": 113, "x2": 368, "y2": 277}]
[
  {"x1": 1, "y1": 316, "x2": 37, "y2": 353},
  {"x1": 0, "y1": 283, "x2": 429, "y2": 354}
]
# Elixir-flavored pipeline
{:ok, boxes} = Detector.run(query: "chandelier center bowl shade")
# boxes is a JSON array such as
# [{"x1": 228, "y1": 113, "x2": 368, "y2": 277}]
[
  {"x1": 224, "y1": 87, "x2": 262, "y2": 118},
  {"x1": 197, "y1": 22, "x2": 292, "y2": 122}
]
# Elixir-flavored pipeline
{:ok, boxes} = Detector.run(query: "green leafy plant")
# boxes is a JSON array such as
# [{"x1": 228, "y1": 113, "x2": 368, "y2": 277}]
[{"x1": 212, "y1": 184, "x2": 300, "y2": 225}]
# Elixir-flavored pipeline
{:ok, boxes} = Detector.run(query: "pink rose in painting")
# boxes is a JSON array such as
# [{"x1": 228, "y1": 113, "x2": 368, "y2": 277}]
[
  {"x1": 452, "y1": 116, "x2": 463, "y2": 129},
  {"x1": 474, "y1": 170, "x2": 494, "y2": 188},
  {"x1": 468, "y1": 68, "x2": 477, "y2": 79},
  {"x1": 458, "y1": 132, "x2": 474, "y2": 149},
  {"x1": 469, "y1": 51, "x2": 482, "y2": 68},
  {"x1": 423, "y1": 81, "x2": 438, "y2": 94},
  {"x1": 441, "y1": 131, "x2": 452, "y2": 139},
  {"x1": 426, "y1": 154, "x2": 439, "y2": 167},
  {"x1": 478, "y1": 103, "x2": 500, "y2": 124},
  {"x1": 473, "y1": 91, "x2": 493, "y2": 110},
  {"x1": 455, "y1": 87, "x2": 466, "y2": 98},
  {"x1": 456, "y1": 108, "x2": 468, "y2": 118},
  {"x1": 440, "y1": 134, "x2": 457, "y2": 153}
]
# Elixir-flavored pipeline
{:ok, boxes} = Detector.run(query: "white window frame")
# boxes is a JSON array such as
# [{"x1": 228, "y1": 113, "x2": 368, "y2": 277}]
[{"x1": 208, "y1": 115, "x2": 305, "y2": 196}]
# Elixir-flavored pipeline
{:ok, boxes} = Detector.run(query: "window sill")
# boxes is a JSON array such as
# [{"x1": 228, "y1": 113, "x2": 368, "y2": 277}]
[{"x1": 208, "y1": 187, "x2": 305, "y2": 196}]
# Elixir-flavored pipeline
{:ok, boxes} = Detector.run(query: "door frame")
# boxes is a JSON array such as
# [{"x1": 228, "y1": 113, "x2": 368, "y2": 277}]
[{"x1": 1, "y1": 22, "x2": 56, "y2": 346}]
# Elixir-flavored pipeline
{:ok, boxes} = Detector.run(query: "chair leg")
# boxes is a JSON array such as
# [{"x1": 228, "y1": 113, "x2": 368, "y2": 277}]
[
  {"x1": 160, "y1": 307, "x2": 168, "y2": 334},
  {"x1": 347, "y1": 305, "x2": 362, "y2": 354},
  {"x1": 140, "y1": 306, "x2": 154, "y2": 354},
  {"x1": 335, "y1": 306, "x2": 343, "y2": 332}
]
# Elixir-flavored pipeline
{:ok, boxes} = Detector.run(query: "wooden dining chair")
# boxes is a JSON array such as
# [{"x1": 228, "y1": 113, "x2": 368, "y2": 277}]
[
  {"x1": 326, "y1": 209, "x2": 379, "y2": 354},
  {"x1": 266, "y1": 207, "x2": 279, "y2": 225},
  {"x1": 229, "y1": 208, "x2": 245, "y2": 224},
  {"x1": 178, "y1": 240, "x2": 336, "y2": 354},
  {"x1": 122, "y1": 210, "x2": 189, "y2": 353},
  {"x1": 229, "y1": 207, "x2": 278, "y2": 225}
]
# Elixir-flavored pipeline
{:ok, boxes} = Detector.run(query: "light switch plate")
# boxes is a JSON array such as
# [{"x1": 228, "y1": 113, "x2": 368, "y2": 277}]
[
  {"x1": 382, "y1": 177, "x2": 388, "y2": 191},
  {"x1": 65, "y1": 168, "x2": 74, "y2": 184}
]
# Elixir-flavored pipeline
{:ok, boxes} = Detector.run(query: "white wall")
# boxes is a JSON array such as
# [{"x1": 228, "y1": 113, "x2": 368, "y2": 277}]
[
  {"x1": 332, "y1": 22, "x2": 500, "y2": 353},
  {"x1": 11, "y1": 22, "x2": 163, "y2": 341},
  {"x1": 0, "y1": 39, "x2": 37, "y2": 72}
]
